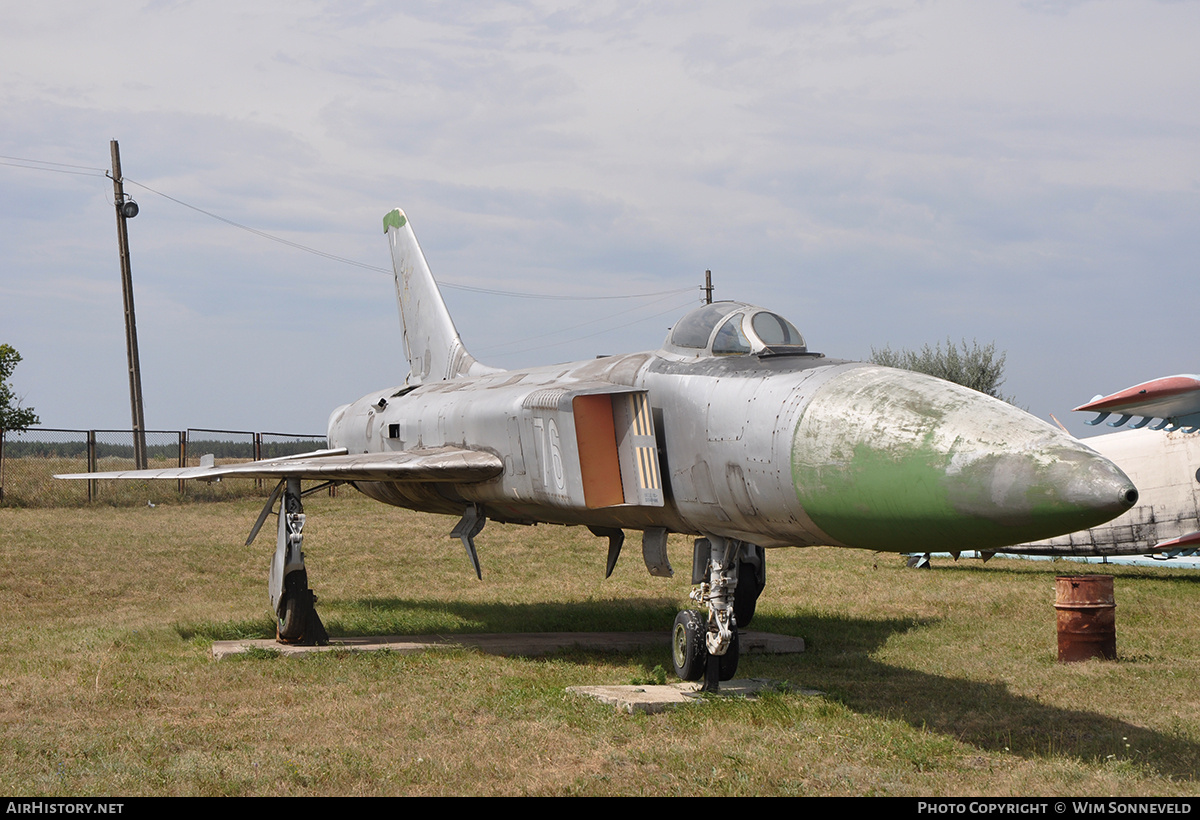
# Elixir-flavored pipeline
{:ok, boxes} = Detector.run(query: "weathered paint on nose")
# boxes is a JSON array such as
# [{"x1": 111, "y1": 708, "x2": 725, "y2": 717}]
[{"x1": 792, "y1": 366, "x2": 1137, "y2": 553}]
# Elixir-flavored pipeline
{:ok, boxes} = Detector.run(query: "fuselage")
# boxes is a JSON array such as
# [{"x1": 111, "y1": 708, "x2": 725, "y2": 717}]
[{"x1": 328, "y1": 346, "x2": 1137, "y2": 553}]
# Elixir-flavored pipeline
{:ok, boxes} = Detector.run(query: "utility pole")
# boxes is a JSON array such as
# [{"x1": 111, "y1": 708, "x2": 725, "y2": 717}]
[
  {"x1": 109, "y1": 139, "x2": 148, "y2": 469},
  {"x1": 703, "y1": 270, "x2": 713, "y2": 304}
]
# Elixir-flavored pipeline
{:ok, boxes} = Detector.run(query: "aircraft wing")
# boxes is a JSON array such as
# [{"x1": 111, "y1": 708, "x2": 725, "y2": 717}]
[
  {"x1": 1152, "y1": 530, "x2": 1200, "y2": 556},
  {"x1": 1075, "y1": 374, "x2": 1200, "y2": 432},
  {"x1": 55, "y1": 446, "x2": 505, "y2": 484}
]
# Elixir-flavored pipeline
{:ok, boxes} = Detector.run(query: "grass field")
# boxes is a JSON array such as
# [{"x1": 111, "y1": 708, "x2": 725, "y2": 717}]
[
  {"x1": 1, "y1": 493, "x2": 1197, "y2": 796},
  {"x1": 0, "y1": 455, "x2": 277, "y2": 508}
]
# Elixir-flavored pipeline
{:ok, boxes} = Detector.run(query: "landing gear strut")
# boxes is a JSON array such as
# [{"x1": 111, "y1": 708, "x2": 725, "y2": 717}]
[
  {"x1": 672, "y1": 535, "x2": 756, "y2": 692},
  {"x1": 268, "y1": 478, "x2": 328, "y2": 645}
]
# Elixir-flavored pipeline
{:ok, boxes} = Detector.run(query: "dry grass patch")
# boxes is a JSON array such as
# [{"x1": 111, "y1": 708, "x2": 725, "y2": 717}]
[{"x1": 1, "y1": 495, "x2": 1198, "y2": 795}]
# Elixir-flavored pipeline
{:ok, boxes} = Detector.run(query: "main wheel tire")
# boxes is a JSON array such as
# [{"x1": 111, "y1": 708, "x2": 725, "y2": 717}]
[
  {"x1": 277, "y1": 571, "x2": 311, "y2": 641},
  {"x1": 672, "y1": 610, "x2": 708, "y2": 681},
  {"x1": 734, "y1": 560, "x2": 765, "y2": 627}
]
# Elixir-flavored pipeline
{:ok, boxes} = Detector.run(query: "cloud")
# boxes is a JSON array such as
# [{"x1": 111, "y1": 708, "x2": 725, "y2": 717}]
[{"x1": 0, "y1": 1, "x2": 1197, "y2": 436}]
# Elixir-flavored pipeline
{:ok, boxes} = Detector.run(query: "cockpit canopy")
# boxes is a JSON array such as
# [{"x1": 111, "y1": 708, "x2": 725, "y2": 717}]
[{"x1": 662, "y1": 301, "x2": 809, "y2": 358}]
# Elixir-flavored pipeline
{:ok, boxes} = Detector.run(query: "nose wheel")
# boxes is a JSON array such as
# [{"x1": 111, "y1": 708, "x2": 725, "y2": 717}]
[
  {"x1": 672, "y1": 536, "x2": 748, "y2": 691},
  {"x1": 672, "y1": 609, "x2": 741, "y2": 688},
  {"x1": 672, "y1": 610, "x2": 708, "y2": 681}
]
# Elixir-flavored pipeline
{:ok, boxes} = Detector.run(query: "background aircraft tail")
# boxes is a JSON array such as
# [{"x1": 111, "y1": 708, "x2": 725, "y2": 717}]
[{"x1": 384, "y1": 208, "x2": 502, "y2": 383}]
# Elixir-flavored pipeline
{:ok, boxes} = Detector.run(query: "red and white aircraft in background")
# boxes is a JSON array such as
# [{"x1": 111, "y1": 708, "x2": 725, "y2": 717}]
[{"x1": 914, "y1": 375, "x2": 1200, "y2": 566}]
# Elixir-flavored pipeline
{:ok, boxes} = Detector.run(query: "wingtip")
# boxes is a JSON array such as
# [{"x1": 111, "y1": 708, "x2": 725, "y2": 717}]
[
  {"x1": 1152, "y1": 530, "x2": 1200, "y2": 551},
  {"x1": 1075, "y1": 375, "x2": 1200, "y2": 413}
]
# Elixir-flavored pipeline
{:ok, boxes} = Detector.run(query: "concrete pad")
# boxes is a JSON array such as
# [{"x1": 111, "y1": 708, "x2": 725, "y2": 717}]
[
  {"x1": 211, "y1": 630, "x2": 805, "y2": 660},
  {"x1": 568, "y1": 679, "x2": 822, "y2": 714}
]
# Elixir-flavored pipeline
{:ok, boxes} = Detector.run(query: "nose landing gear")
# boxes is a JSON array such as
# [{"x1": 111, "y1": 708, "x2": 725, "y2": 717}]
[{"x1": 672, "y1": 536, "x2": 762, "y2": 692}]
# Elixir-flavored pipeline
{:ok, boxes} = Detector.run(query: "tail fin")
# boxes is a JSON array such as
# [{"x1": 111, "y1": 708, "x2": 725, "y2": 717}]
[{"x1": 384, "y1": 208, "x2": 502, "y2": 384}]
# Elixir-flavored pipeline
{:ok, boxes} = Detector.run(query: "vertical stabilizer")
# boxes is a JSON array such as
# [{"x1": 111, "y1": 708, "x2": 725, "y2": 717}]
[{"x1": 384, "y1": 208, "x2": 502, "y2": 383}]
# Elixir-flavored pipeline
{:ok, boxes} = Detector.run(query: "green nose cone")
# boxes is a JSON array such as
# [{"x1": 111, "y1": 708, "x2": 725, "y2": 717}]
[{"x1": 792, "y1": 366, "x2": 1137, "y2": 553}]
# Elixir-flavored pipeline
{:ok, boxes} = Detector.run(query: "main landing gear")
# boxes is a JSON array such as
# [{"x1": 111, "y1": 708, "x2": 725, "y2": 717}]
[
  {"x1": 264, "y1": 477, "x2": 328, "y2": 645},
  {"x1": 671, "y1": 536, "x2": 765, "y2": 692}
]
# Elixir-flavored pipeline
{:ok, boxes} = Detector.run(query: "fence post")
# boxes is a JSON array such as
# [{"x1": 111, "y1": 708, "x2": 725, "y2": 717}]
[
  {"x1": 0, "y1": 430, "x2": 5, "y2": 502},
  {"x1": 182, "y1": 430, "x2": 189, "y2": 498},
  {"x1": 87, "y1": 430, "x2": 97, "y2": 502},
  {"x1": 254, "y1": 432, "x2": 263, "y2": 490}
]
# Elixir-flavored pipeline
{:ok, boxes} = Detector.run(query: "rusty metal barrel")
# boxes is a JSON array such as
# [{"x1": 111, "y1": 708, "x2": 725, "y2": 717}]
[{"x1": 1054, "y1": 575, "x2": 1116, "y2": 662}]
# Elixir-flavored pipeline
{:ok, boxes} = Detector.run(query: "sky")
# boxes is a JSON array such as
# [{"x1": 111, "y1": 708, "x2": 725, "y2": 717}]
[{"x1": 1, "y1": 1, "x2": 1197, "y2": 439}]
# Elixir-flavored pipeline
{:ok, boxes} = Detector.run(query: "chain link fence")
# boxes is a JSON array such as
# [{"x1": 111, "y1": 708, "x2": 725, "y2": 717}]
[{"x1": 0, "y1": 428, "x2": 327, "y2": 507}]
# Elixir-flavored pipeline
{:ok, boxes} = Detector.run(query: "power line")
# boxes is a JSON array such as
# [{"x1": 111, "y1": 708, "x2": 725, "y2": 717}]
[
  {"x1": 5, "y1": 152, "x2": 693, "y2": 303},
  {"x1": 485, "y1": 298, "x2": 696, "y2": 362},
  {"x1": 475, "y1": 289, "x2": 691, "y2": 355},
  {"x1": 0, "y1": 154, "x2": 107, "y2": 177},
  {"x1": 436, "y1": 281, "x2": 691, "y2": 301},
  {"x1": 123, "y1": 177, "x2": 386, "y2": 273},
  {"x1": 0, "y1": 153, "x2": 108, "y2": 172},
  {"x1": 122, "y1": 178, "x2": 691, "y2": 301}
]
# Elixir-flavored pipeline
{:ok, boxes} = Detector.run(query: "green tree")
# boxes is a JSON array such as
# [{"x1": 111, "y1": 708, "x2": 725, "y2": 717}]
[
  {"x1": 0, "y1": 344, "x2": 39, "y2": 432},
  {"x1": 870, "y1": 337, "x2": 1015, "y2": 404}
]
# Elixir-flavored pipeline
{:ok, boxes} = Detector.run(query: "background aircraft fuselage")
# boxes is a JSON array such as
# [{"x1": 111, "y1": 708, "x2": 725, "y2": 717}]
[{"x1": 1006, "y1": 427, "x2": 1200, "y2": 558}]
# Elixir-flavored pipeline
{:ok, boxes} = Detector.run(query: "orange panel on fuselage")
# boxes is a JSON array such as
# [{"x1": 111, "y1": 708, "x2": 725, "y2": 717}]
[{"x1": 572, "y1": 394, "x2": 625, "y2": 508}]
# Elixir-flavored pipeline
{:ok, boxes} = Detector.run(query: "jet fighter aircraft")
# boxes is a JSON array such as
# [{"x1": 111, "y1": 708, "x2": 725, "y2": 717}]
[{"x1": 59, "y1": 208, "x2": 1139, "y2": 691}]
